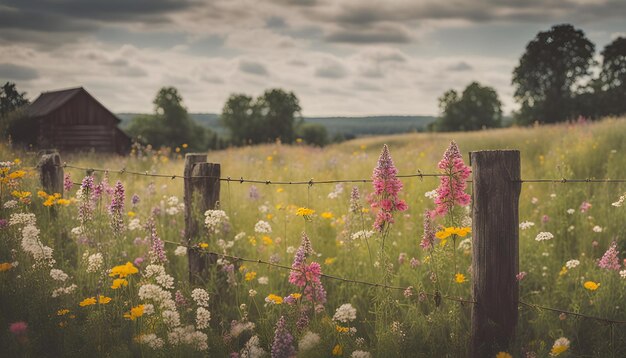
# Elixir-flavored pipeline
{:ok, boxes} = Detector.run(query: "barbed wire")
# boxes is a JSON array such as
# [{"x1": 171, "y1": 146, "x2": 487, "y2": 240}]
[
  {"x1": 519, "y1": 300, "x2": 626, "y2": 325},
  {"x1": 58, "y1": 163, "x2": 626, "y2": 185}
]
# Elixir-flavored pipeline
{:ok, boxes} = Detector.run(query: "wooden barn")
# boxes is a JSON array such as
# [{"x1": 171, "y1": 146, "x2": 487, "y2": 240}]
[{"x1": 26, "y1": 87, "x2": 131, "y2": 155}]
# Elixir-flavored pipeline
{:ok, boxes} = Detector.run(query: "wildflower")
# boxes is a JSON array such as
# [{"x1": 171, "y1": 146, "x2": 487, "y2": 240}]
[
  {"x1": 298, "y1": 331, "x2": 320, "y2": 351},
  {"x1": 592, "y1": 225, "x2": 603, "y2": 233},
  {"x1": 52, "y1": 284, "x2": 78, "y2": 298},
  {"x1": 516, "y1": 272, "x2": 527, "y2": 281},
  {"x1": 265, "y1": 294, "x2": 283, "y2": 305},
  {"x1": 199, "y1": 242, "x2": 208, "y2": 249},
  {"x1": 432, "y1": 141, "x2": 471, "y2": 217},
  {"x1": 496, "y1": 353, "x2": 513, "y2": 358},
  {"x1": 550, "y1": 337, "x2": 570, "y2": 356},
  {"x1": 0, "y1": 262, "x2": 13, "y2": 272},
  {"x1": 619, "y1": 270, "x2": 626, "y2": 279},
  {"x1": 245, "y1": 271, "x2": 257, "y2": 281},
  {"x1": 535, "y1": 232, "x2": 554, "y2": 242},
  {"x1": 77, "y1": 175, "x2": 95, "y2": 225},
  {"x1": 519, "y1": 221, "x2": 535, "y2": 230},
  {"x1": 336, "y1": 325, "x2": 349, "y2": 333},
  {"x1": 271, "y1": 316, "x2": 296, "y2": 358},
  {"x1": 57, "y1": 309, "x2": 70, "y2": 316},
  {"x1": 455, "y1": 273, "x2": 467, "y2": 283},
  {"x1": 249, "y1": 289, "x2": 257, "y2": 297},
  {"x1": 350, "y1": 230, "x2": 374, "y2": 241},
  {"x1": 137, "y1": 333, "x2": 165, "y2": 349},
  {"x1": 420, "y1": 211, "x2": 436, "y2": 250},
  {"x1": 598, "y1": 242, "x2": 621, "y2": 271},
  {"x1": 258, "y1": 276, "x2": 269, "y2": 284},
  {"x1": 241, "y1": 335, "x2": 266, "y2": 357},
  {"x1": 583, "y1": 281, "x2": 600, "y2": 291},
  {"x1": 296, "y1": 207, "x2": 315, "y2": 218},
  {"x1": 332, "y1": 344, "x2": 343, "y2": 356},
  {"x1": 321, "y1": 211, "x2": 333, "y2": 219},
  {"x1": 369, "y1": 144, "x2": 408, "y2": 231},
  {"x1": 325, "y1": 257, "x2": 336, "y2": 265},
  {"x1": 262, "y1": 236, "x2": 273, "y2": 245},
  {"x1": 349, "y1": 187, "x2": 362, "y2": 214},
  {"x1": 109, "y1": 262, "x2": 139, "y2": 278},
  {"x1": 351, "y1": 351, "x2": 372, "y2": 358},
  {"x1": 204, "y1": 209, "x2": 230, "y2": 235},
  {"x1": 9, "y1": 321, "x2": 28, "y2": 336},
  {"x1": 191, "y1": 288, "x2": 210, "y2": 307},
  {"x1": 124, "y1": 305, "x2": 145, "y2": 320},
  {"x1": 410, "y1": 258, "x2": 420, "y2": 268},
  {"x1": 579, "y1": 201, "x2": 592, "y2": 213},
  {"x1": 196, "y1": 307, "x2": 211, "y2": 329},
  {"x1": 174, "y1": 246, "x2": 187, "y2": 256},
  {"x1": 566, "y1": 208, "x2": 575, "y2": 214},
  {"x1": 108, "y1": 181, "x2": 125, "y2": 234},
  {"x1": 254, "y1": 220, "x2": 272, "y2": 234},
  {"x1": 98, "y1": 295, "x2": 112, "y2": 304},
  {"x1": 612, "y1": 193, "x2": 625, "y2": 207},
  {"x1": 79, "y1": 297, "x2": 97, "y2": 307},
  {"x1": 558, "y1": 266, "x2": 567, "y2": 276},
  {"x1": 111, "y1": 278, "x2": 129, "y2": 289},
  {"x1": 333, "y1": 303, "x2": 357, "y2": 323},
  {"x1": 50, "y1": 268, "x2": 68, "y2": 281},
  {"x1": 542, "y1": 215, "x2": 550, "y2": 223},
  {"x1": 288, "y1": 233, "x2": 327, "y2": 305},
  {"x1": 565, "y1": 259, "x2": 580, "y2": 269}
]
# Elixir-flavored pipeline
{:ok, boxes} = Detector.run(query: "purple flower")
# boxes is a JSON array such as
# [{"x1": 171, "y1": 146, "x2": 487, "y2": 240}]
[
  {"x1": 349, "y1": 187, "x2": 362, "y2": 214},
  {"x1": 0, "y1": 219, "x2": 8, "y2": 229},
  {"x1": 369, "y1": 144, "x2": 408, "y2": 232},
  {"x1": 63, "y1": 173, "x2": 73, "y2": 192},
  {"x1": 271, "y1": 316, "x2": 296, "y2": 358},
  {"x1": 78, "y1": 175, "x2": 95, "y2": 225},
  {"x1": 598, "y1": 242, "x2": 621, "y2": 271},
  {"x1": 580, "y1": 201, "x2": 592, "y2": 213},
  {"x1": 410, "y1": 257, "x2": 421, "y2": 268},
  {"x1": 175, "y1": 290, "x2": 188, "y2": 307},
  {"x1": 541, "y1": 215, "x2": 550, "y2": 224},
  {"x1": 134, "y1": 257, "x2": 144, "y2": 266},
  {"x1": 398, "y1": 253, "x2": 407, "y2": 265},
  {"x1": 145, "y1": 217, "x2": 167, "y2": 264},
  {"x1": 248, "y1": 185, "x2": 260, "y2": 200},
  {"x1": 432, "y1": 141, "x2": 471, "y2": 217},
  {"x1": 131, "y1": 194, "x2": 140, "y2": 207},
  {"x1": 420, "y1": 211, "x2": 436, "y2": 250},
  {"x1": 108, "y1": 181, "x2": 125, "y2": 234}
]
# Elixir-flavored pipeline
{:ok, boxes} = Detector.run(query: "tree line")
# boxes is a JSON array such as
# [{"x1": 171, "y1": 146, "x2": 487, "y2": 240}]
[{"x1": 434, "y1": 24, "x2": 626, "y2": 131}]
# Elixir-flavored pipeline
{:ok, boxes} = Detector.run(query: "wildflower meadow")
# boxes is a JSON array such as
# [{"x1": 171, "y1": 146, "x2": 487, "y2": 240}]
[{"x1": 1, "y1": 117, "x2": 626, "y2": 357}]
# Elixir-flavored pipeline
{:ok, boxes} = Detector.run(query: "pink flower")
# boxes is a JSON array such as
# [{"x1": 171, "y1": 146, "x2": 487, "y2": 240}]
[
  {"x1": 420, "y1": 211, "x2": 436, "y2": 250},
  {"x1": 598, "y1": 242, "x2": 621, "y2": 271},
  {"x1": 432, "y1": 141, "x2": 471, "y2": 217},
  {"x1": 516, "y1": 272, "x2": 527, "y2": 281},
  {"x1": 580, "y1": 201, "x2": 592, "y2": 213},
  {"x1": 369, "y1": 144, "x2": 408, "y2": 232},
  {"x1": 9, "y1": 321, "x2": 27, "y2": 336}
]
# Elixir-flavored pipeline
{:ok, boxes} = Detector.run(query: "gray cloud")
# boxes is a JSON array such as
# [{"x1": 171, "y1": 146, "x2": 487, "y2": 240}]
[
  {"x1": 326, "y1": 25, "x2": 412, "y2": 44},
  {"x1": 447, "y1": 61, "x2": 473, "y2": 71},
  {"x1": 116, "y1": 66, "x2": 148, "y2": 78},
  {"x1": 315, "y1": 62, "x2": 348, "y2": 79},
  {"x1": 353, "y1": 80, "x2": 381, "y2": 92},
  {"x1": 0, "y1": 63, "x2": 39, "y2": 80},
  {"x1": 239, "y1": 60, "x2": 269, "y2": 76},
  {"x1": 266, "y1": 16, "x2": 287, "y2": 29}
]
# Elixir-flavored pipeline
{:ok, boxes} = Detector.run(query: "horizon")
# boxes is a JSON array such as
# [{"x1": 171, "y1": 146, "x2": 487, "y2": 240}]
[{"x1": 1, "y1": 1, "x2": 624, "y2": 117}]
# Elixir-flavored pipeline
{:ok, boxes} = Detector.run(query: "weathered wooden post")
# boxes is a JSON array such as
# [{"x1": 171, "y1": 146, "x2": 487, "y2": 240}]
[
  {"x1": 38, "y1": 149, "x2": 64, "y2": 195},
  {"x1": 183, "y1": 153, "x2": 220, "y2": 283},
  {"x1": 470, "y1": 150, "x2": 521, "y2": 357}
]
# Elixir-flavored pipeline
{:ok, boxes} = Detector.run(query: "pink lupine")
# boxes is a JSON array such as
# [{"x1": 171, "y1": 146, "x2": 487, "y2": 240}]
[
  {"x1": 432, "y1": 141, "x2": 471, "y2": 217},
  {"x1": 63, "y1": 173, "x2": 73, "y2": 192},
  {"x1": 580, "y1": 201, "x2": 592, "y2": 213},
  {"x1": 420, "y1": 211, "x2": 436, "y2": 250},
  {"x1": 108, "y1": 181, "x2": 125, "y2": 234},
  {"x1": 598, "y1": 242, "x2": 621, "y2": 271},
  {"x1": 271, "y1": 316, "x2": 296, "y2": 358},
  {"x1": 369, "y1": 144, "x2": 408, "y2": 232},
  {"x1": 289, "y1": 233, "x2": 327, "y2": 305}
]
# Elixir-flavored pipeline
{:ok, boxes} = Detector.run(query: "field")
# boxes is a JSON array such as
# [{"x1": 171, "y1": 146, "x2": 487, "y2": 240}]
[{"x1": 1, "y1": 117, "x2": 626, "y2": 357}]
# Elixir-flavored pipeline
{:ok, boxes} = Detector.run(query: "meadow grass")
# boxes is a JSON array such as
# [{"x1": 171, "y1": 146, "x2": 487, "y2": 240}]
[{"x1": 1, "y1": 117, "x2": 625, "y2": 357}]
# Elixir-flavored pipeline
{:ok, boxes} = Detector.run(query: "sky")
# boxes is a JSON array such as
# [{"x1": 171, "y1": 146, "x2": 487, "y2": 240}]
[{"x1": 0, "y1": 0, "x2": 625, "y2": 117}]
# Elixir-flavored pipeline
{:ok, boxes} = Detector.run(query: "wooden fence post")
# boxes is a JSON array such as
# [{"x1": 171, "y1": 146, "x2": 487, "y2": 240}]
[
  {"x1": 183, "y1": 154, "x2": 220, "y2": 283},
  {"x1": 38, "y1": 149, "x2": 63, "y2": 195},
  {"x1": 470, "y1": 150, "x2": 521, "y2": 357}
]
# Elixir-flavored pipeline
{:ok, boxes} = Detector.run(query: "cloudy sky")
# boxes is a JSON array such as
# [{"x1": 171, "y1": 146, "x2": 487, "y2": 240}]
[{"x1": 1, "y1": 0, "x2": 625, "y2": 116}]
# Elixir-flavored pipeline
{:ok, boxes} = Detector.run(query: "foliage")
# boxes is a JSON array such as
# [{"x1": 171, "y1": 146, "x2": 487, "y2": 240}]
[
  {"x1": 126, "y1": 87, "x2": 217, "y2": 150},
  {"x1": 221, "y1": 88, "x2": 302, "y2": 145},
  {"x1": 434, "y1": 81, "x2": 502, "y2": 131},
  {"x1": 598, "y1": 37, "x2": 626, "y2": 117},
  {"x1": 0, "y1": 82, "x2": 32, "y2": 144},
  {"x1": 297, "y1": 123, "x2": 328, "y2": 147},
  {"x1": 512, "y1": 24, "x2": 595, "y2": 125}
]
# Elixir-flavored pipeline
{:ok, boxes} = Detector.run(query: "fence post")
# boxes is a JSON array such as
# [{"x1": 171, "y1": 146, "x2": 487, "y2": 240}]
[
  {"x1": 38, "y1": 149, "x2": 63, "y2": 196},
  {"x1": 470, "y1": 150, "x2": 521, "y2": 357},
  {"x1": 183, "y1": 154, "x2": 221, "y2": 283}
]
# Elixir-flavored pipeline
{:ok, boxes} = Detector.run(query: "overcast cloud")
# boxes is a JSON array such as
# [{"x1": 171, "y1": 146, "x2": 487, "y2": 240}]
[{"x1": 0, "y1": 0, "x2": 624, "y2": 116}]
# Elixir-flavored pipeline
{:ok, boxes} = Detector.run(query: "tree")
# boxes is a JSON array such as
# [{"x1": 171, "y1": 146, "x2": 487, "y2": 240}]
[
  {"x1": 0, "y1": 82, "x2": 29, "y2": 118},
  {"x1": 0, "y1": 82, "x2": 32, "y2": 143},
  {"x1": 435, "y1": 82, "x2": 502, "y2": 132},
  {"x1": 598, "y1": 37, "x2": 626, "y2": 116},
  {"x1": 221, "y1": 88, "x2": 302, "y2": 145},
  {"x1": 127, "y1": 87, "x2": 211, "y2": 150},
  {"x1": 297, "y1": 123, "x2": 328, "y2": 146},
  {"x1": 513, "y1": 24, "x2": 595, "y2": 124}
]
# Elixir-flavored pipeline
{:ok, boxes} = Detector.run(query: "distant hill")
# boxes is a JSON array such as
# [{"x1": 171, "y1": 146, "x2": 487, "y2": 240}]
[{"x1": 117, "y1": 113, "x2": 437, "y2": 138}]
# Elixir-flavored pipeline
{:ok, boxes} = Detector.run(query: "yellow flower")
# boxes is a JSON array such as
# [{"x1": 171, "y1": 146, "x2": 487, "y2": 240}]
[
  {"x1": 127, "y1": 211, "x2": 136, "y2": 217},
  {"x1": 324, "y1": 257, "x2": 336, "y2": 265},
  {"x1": 550, "y1": 337, "x2": 570, "y2": 356},
  {"x1": 8, "y1": 170, "x2": 25, "y2": 180},
  {"x1": 11, "y1": 190, "x2": 31, "y2": 199},
  {"x1": 124, "y1": 305, "x2": 145, "y2": 320},
  {"x1": 79, "y1": 297, "x2": 97, "y2": 307},
  {"x1": 109, "y1": 262, "x2": 139, "y2": 278},
  {"x1": 13, "y1": 158, "x2": 21, "y2": 165},
  {"x1": 249, "y1": 237, "x2": 257, "y2": 246},
  {"x1": 265, "y1": 294, "x2": 283, "y2": 305},
  {"x1": 57, "y1": 309, "x2": 70, "y2": 316},
  {"x1": 182, "y1": 143, "x2": 188, "y2": 149},
  {"x1": 175, "y1": 147, "x2": 181, "y2": 153},
  {"x1": 266, "y1": 156, "x2": 273, "y2": 161},
  {"x1": 296, "y1": 207, "x2": 315, "y2": 217},
  {"x1": 321, "y1": 212, "x2": 334, "y2": 219},
  {"x1": 296, "y1": 138, "x2": 303, "y2": 143},
  {"x1": 361, "y1": 208, "x2": 369, "y2": 213},
  {"x1": 276, "y1": 187, "x2": 284, "y2": 193},
  {"x1": 0, "y1": 262, "x2": 13, "y2": 272},
  {"x1": 37, "y1": 190, "x2": 48, "y2": 198},
  {"x1": 332, "y1": 344, "x2": 343, "y2": 356},
  {"x1": 262, "y1": 236, "x2": 273, "y2": 245},
  {"x1": 558, "y1": 266, "x2": 568, "y2": 276},
  {"x1": 199, "y1": 242, "x2": 209, "y2": 249},
  {"x1": 98, "y1": 295, "x2": 112, "y2": 304},
  {"x1": 266, "y1": 213, "x2": 273, "y2": 220},
  {"x1": 43, "y1": 197, "x2": 55, "y2": 207},
  {"x1": 239, "y1": 265, "x2": 247, "y2": 273},
  {"x1": 111, "y1": 278, "x2": 129, "y2": 289},
  {"x1": 245, "y1": 271, "x2": 257, "y2": 281},
  {"x1": 290, "y1": 293, "x2": 302, "y2": 300},
  {"x1": 496, "y1": 352, "x2": 512, "y2": 358},
  {"x1": 455, "y1": 273, "x2": 467, "y2": 283},
  {"x1": 583, "y1": 281, "x2": 600, "y2": 291},
  {"x1": 336, "y1": 325, "x2": 349, "y2": 333},
  {"x1": 56, "y1": 199, "x2": 71, "y2": 206}
]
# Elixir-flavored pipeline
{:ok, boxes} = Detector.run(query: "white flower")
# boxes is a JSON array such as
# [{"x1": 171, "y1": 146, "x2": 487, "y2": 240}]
[
  {"x1": 50, "y1": 268, "x2": 68, "y2": 281},
  {"x1": 86, "y1": 253, "x2": 103, "y2": 273},
  {"x1": 249, "y1": 289, "x2": 257, "y2": 297},
  {"x1": 333, "y1": 303, "x2": 357, "y2": 323},
  {"x1": 550, "y1": 193, "x2": 557, "y2": 199},
  {"x1": 128, "y1": 218, "x2": 141, "y2": 231},
  {"x1": 137, "y1": 334, "x2": 164, "y2": 349},
  {"x1": 531, "y1": 197, "x2": 538, "y2": 204},
  {"x1": 351, "y1": 230, "x2": 374, "y2": 241},
  {"x1": 204, "y1": 210, "x2": 230, "y2": 234},
  {"x1": 9, "y1": 213, "x2": 36, "y2": 226},
  {"x1": 258, "y1": 204, "x2": 269, "y2": 213},
  {"x1": 21, "y1": 225, "x2": 55, "y2": 266},
  {"x1": 196, "y1": 307, "x2": 211, "y2": 329},
  {"x1": 612, "y1": 193, "x2": 625, "y2": 207},
  {"x1": 566, "y1": 208, "x2": 575, "y2": 214},
  {"x1": 519, "y1": 221, "x2": 535, "y2": 230},
  {"x1": 166, "y1": 206, "x2": 180, "y2": 216},
  {"x1": 254, "y1": 220, "x2": 272, "y2": 234},
  {"x1": 51, "y1": 284, "x2": 77, "y2": 298},
  {"x1": 3, "y1": 200, "x2": 17, "y2": 209},
  {"x1": 234, "y1": 232, "x2": 246, "y2": 241},
  {"x1": 352, "y1": 350, "x2": 372, "y2": 358},
  {"x1": 162, "y1": 309, "x2": 181, "y2": 328},
  {"x1": 550, "y1": 337, "x2": 570, "y2": 356},
  {"x1": 298, "y1": 331, "x2": 321, "y2": 351},
  {"x1": 535, "y1": 232, "x2": 554, "y2": 241},
  {"x1": 286, "y1": 246, "x2": 296, "y2": 254},
  {"x1": 191, "y1": 288, "x2": 210, "y2": 307},
  {"x1": 70, "y1": 226, "x2": 83, "y2": 236},
  {"x1": 143, "y1": 303, "x2": 155, "y2": 315},
  {"x1": 458, "y1": 238, "x2": 472, "y2": 251},
  {"x1": 565, "y1": 259, "x2": 580, "y2": 269},
  {"x1": 241, "y1": 335, "x2": 265, "y2": 358},
  {"x1": 174, "y1": 246, "x2": 187, "y2": 256},
  {"x1": 592, "y1": 225, "x2": 603, "y2": 233},
  {"x1": 230, "y1": 320, "x2": 255, "y2": 337},
  {"x1": 257, "y1": 276, "x2": 269, "y2": 285},
  {"x1": 424, "y1": 189, "x2": 437, "y2": 200},
  {"x1": 620, "y1": 270, "x2": 626, "y2": 279},
  {"x1": 167, "y1": 196, "x2": 179, "y2": 206}
]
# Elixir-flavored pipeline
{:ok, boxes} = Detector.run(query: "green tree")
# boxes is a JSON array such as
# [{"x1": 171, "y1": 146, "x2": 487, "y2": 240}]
[
  {"x1": 220, "y1": 94, "x2": 258, "y2": 145},
  {"x1": 0, "y1": 82, "x2": 33, "y2": 143},
  {"x1": 435, "y1": 82, "x2": 502, "y2": 132},
  {"x1": 297, "y1": 123, "x2": 328, "y2": 146},
  {"x1": 598, "y1": 37, "x2": 626, "y2": 116},
  {"x1": 513, "y1": 24, "x2": 595, "y2": 124}
]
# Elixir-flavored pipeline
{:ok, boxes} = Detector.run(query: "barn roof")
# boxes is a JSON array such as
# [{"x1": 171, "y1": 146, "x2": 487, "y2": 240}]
[{"x1": 27, "y1": 87, "x2": 121, "y2": 123}]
